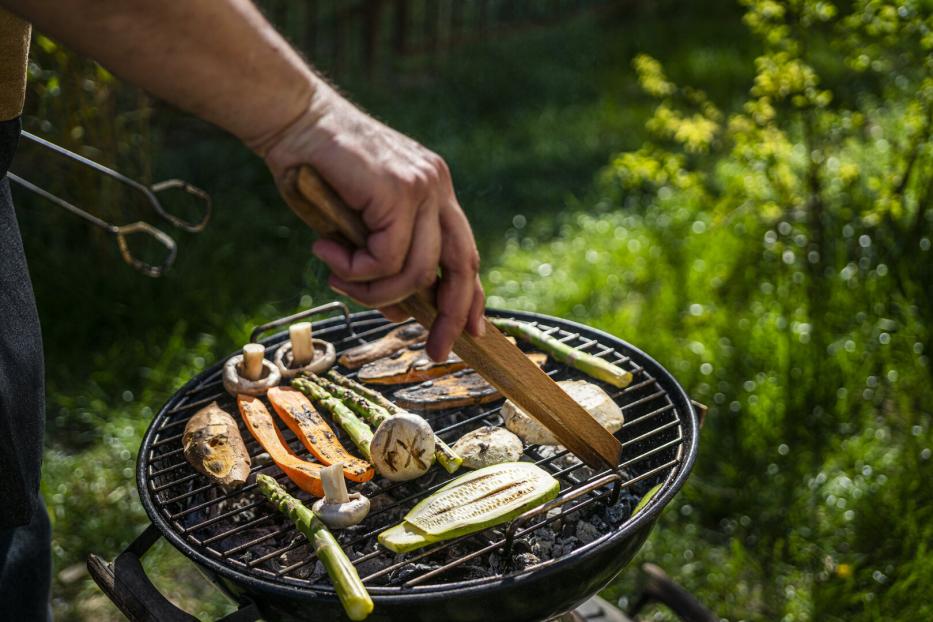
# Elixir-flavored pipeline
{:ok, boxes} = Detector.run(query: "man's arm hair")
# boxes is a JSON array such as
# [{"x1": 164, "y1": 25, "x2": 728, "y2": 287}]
[{"x1": 1, "y1": 0, "x2": 317, "y2": 147}]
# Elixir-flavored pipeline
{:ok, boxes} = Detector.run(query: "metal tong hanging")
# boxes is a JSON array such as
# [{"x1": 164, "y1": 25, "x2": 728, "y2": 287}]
[{"x1": 8, "y1": 131, "x2": 212, "y2": 277}]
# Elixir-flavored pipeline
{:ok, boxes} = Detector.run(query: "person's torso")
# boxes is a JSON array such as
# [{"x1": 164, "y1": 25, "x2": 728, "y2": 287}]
[{"x1": 0, "y1": 9, "x2": 31, "y2": 122}]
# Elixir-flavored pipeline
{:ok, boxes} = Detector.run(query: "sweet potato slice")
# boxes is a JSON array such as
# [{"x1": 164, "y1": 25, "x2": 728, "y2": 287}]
[
  {"x1": 267, "y1": 386, "x2": 374, "y2": 482},
  {"x1": 237, "y1": 394, "x2": 324, "y2": 497},
  {"x1": 339, "y1": 323, "x2": 428, "y2": 369}
]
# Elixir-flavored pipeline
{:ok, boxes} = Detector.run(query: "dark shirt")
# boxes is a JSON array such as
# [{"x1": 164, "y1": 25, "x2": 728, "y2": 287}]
[{"x1": 0, "y1": 116, "x2": 45, "y2": 529}]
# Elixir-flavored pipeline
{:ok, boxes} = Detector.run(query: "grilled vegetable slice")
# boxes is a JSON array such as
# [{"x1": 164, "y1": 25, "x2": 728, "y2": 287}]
[
  {"x1": 291, "y1": 377, "x2": 374, "y2": 462},
  {"x1": 182, "y1": 402, "x2": 250, "y2": 490},
  {"x1": 339, "y1": 322, "x2": 428, "y2": 369},
  {"x1": 369, "y1": 413, "x2": 435, "y2": 481},
  {"x1": 491, "y1": 318, "x2": 634, "y2": 388},
  {"x1": 451, "y1": 426, "x2": 523, "y2": 469},
  {"x1": 502, "y1": 379, "x2": 624, "y2": 446},
  {"x1": 237, "y1": 394, "x2": 324, "y2": 497},
  {"x1": 357, "y1": 345, "x2": 466, "y2": 385},
  {"x1": 392, "y1": 353, "x2": 547, "y2": 412},
  {"x1": 267, "y1": 386, "x2": 374, "y2": 482},
  {"x1": 379, "y1": 462, "x2": 559, "y2": 553},
  {"x1": 316, "y1": 371, "x2": 463, "y2": 473},
  {"x1": 257, "y1": 474, "x2": 373, "y2": 621}
]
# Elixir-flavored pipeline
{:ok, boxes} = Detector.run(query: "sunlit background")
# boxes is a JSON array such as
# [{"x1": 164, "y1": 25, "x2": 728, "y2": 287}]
[{"x1": 9, "y1": 1, "x2": 932, "y2": 620}]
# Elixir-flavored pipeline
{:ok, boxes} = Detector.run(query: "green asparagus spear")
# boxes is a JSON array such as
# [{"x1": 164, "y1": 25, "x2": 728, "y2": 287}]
[
  {"x1": 256, "y1": 474, "x2": 373, "y2": 621},
  {"x1": 323, "y1": 371, "x2": 463, "y2": 473},
  {"x1": 490, "y1": 318, "x2": 634, "y2": 388},
  {"x1": 292, "y1": 378, "x2": 374, "y2": 462}
]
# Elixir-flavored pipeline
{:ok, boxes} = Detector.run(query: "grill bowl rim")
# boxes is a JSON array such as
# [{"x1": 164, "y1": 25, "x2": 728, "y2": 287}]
[{"x1": 135, "y1": 308, "x2": 700, "y2": 602}]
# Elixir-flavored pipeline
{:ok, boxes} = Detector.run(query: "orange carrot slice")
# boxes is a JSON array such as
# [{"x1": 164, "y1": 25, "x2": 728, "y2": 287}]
[
  {"x1": 267, "y1": 386, "x2": 374, "y2": 483},
  {"x1": 236, "y1": 394, "x2": 324, "y2": 497}
]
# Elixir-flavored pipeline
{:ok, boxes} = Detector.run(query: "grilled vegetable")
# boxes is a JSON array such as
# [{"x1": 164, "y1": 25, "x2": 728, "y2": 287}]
[
  {"x1": 223, "y1": 343, "x2": 282, "y2": 396},
  {"x1": 237, "y1": 394, "x2": 323, "y2": 496},
  {"x1": 369, "y1": 413, "x2": 436, "y2": 481},
  {"x1": 392, "y1": 353, "x2": 547, "y2": 412},
  {"x1": 312, "y1": 463, "x2": 371, "y2": 529},
  {"x1": 274, "y1": 322, "x2": 336, "y2": 379},
  {"x1": 339, "y1": 322, "x2": 428, "y2": 369},
  {"x1": 451, "y1": 426, "x2": 524, "y2": 469},
  {"x1": 182, "y1": 402, "x2": 250, "y2": 490},
  {"x1": 256, "y1": 474, "x2": 373, "y2": 621},
  {"x1": 502, "y1": 379, "x2": 624, "y2": 446},
  {"x1": 267, "y1": 386, "x2": 374, "y2": 482},
  {"x1": 378, "y1": 462, "x2": 560, "y2": 553},
  {"x1": 316, "y1": 371, "x2": 463, "y2": 473},
  {"x1": 357, "y1": 344, "x2": 466, "y2": 385},
  {"x1": 491, "y1": 318, "x2": 634, "y2": 388},
  {"x1": 291, "y1": 377, "x2": 374, "y2": 462}
]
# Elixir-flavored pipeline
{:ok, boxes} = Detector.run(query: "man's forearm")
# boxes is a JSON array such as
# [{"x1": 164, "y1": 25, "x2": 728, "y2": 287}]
[{"x1": 2, "y1": 0, "x2": 317, "y2": 146}]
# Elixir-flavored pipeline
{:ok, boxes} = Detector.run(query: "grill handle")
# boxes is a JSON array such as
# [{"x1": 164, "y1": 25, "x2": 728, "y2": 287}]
[
  {"x1": 249, "y1": 300, "x2": 354, "y2": 343},
  {"x1": 279, "y1": 165, "x2": 623, "y2": 470},
  {"x1": 87, "y1": 524, "x2": 261, "y2": 622}
]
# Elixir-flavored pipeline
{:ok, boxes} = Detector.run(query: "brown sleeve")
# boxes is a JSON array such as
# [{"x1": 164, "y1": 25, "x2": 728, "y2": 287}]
[{"x1": 0, "y1": 9, "x2": 30, "y2": 121}]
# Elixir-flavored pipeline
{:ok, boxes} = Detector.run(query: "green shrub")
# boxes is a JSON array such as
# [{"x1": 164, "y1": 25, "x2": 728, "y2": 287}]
[{"x1": 490, "y1": 1, "x2": 932, "y2": 619}]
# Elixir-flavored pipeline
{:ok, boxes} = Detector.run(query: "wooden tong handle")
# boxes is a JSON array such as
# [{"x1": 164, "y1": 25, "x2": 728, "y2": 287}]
[{"x1": 283, "y1": 165, "x2": 622, "y2": 469}]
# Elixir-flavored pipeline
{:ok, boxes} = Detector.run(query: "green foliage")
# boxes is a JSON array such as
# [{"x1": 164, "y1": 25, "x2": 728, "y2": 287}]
[{"x1": 490, "y1": 1, "x2": 933, "y2": 619}]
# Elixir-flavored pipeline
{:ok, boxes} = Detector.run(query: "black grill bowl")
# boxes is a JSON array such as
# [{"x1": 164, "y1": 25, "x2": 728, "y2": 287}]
[{"x1": 91, "y1": 307, "x2": 700, "y2": 622}]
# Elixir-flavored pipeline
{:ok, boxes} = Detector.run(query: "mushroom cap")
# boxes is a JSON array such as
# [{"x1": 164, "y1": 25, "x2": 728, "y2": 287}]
[
  {"x1": 222, "y1": 354, "x2": 281, "y2": 397},
  {"x1": 274, "y1": 339, "x2": 337, "y2": 378},
  {"x1": 312, "y1": 492, "x2": 371, "y2": 529},
  {"x1": 452, "y1": 425, "x2": 524, "y2": 469},
  {"x1": 370, "y1": 414, "x2": 436, "y2": 481}
]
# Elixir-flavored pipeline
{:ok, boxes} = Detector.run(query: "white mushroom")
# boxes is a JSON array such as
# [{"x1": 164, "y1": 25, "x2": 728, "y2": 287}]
[
  {"x1": 502, "y1": 379, "x2": 624, "y2": 445},
  {"x1": 311, "y1": 463, "x2": 370, "y2": 529},
  {"x1": 452, "y1": 426, "x2": 524, "y2": 469},
  {"x1": 223, "y1": 343, "x2": 281, "y2": 396},
  {"x1": 274, "y1": 322, "x2": 337, "y2": 379},
  {"x1": 370, "y1": 413, "x2": 436, "y2": 481}
]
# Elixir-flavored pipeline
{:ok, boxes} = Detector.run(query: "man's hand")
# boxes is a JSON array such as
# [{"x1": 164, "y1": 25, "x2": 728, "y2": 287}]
[
  {"x1": 1, "y1": 0, "x2": 485, "y2": 360},
  {"x1": 259, "y1": 85, "x2": 485, "y2": 361}
]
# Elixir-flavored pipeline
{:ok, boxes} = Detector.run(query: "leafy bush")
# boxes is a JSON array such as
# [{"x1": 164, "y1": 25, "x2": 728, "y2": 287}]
[{"x1": 489, "y1": 1, "x2": 932, "y2": 619}]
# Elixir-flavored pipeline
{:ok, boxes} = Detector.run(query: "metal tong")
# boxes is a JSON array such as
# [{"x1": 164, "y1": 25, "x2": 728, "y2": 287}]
[{"x1": 8, "y1": 131, "x2": 212, "y2": 277}]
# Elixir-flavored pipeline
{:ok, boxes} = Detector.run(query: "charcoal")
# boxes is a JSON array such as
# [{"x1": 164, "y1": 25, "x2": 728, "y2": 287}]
[
  {"x1": 513, "y1": 552, "x2": 541, "y2": 571},
  {"x1": 575, "y1": 520, "x2": 600, "y2": 545},
  {"x1": 389, "y1": 562, "x2": 439, "y2": 584}
]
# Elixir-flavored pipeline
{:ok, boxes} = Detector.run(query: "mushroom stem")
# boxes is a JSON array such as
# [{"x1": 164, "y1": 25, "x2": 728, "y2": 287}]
[
  {"x1": 242, "y1": 343, "x2": 266, "y2": 381},
  {"x1": 321, "y1": 463, "x2": 351, "y2": 504},
  {"x1": 290, "y1": 322, "x2": 314, "y2": 365}
]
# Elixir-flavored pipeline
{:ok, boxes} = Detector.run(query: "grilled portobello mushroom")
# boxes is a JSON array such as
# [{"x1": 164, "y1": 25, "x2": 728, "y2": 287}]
[{"x1": 339, "y1": 323, "x2": 428, "y2": 369}]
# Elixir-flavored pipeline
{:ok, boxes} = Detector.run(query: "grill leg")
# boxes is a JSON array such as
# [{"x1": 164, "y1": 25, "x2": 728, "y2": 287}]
[{"x1": 87, "y1": 524, "x2": 260, "y2": 622}]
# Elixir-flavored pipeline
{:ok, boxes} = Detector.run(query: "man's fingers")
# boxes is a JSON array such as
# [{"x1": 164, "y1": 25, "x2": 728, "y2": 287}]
[
  {"x1": 466, "y1": 276, "x2": 487, "y2": 337},
  {"x1": 379, "y1": 304, "x2": 410, "y2": 323},
  {"x1": 328, "y1": 204, "x2": 441, "y2": 307},
  {"x1": 426, "y1": 204, "x2": 480, "y2": 362}
]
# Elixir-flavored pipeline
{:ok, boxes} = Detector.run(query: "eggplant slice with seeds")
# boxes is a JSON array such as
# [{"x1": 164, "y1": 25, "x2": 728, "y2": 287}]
[{"x1": 357, "y1": 344, "x2": 466, "y2": 385}]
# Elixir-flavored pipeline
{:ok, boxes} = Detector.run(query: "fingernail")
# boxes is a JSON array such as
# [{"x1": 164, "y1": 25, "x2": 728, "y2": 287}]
[{"x1": 476, "y1": 320, "x2": 486, "y2": 337}]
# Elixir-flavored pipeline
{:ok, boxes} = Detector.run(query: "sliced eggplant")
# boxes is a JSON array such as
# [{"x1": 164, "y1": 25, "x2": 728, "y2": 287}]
[
  {"x1": 357, "y1": 345, "x2": 465, "y2": 385},
  {"x1": 339, "y1": 323, "x2": 429, "y2": 369},
  {"x1": 451, "y1": 426, "x2": 524, "y2": 469},
  {"x1": 392, "y1": 352, "x2": 547, "y2": 411},
  {"x1": 182, "y1": 402, "x2": 251, "y2": 490},
  {"x1": 501, "y1": 379, "x2": 623, "y2": 446},
  {"x1": 378, "y1": 462, "x2": 559, "y2": 553}
]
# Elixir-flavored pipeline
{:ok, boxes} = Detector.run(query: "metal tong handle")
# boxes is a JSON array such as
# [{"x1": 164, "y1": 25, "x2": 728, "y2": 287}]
[
  {"x1": 21, "y1": 131, "x2": 212, "y2": 232},
  {"x1": 7, "y1": 171, "x2": 177, "y2": 277}
]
